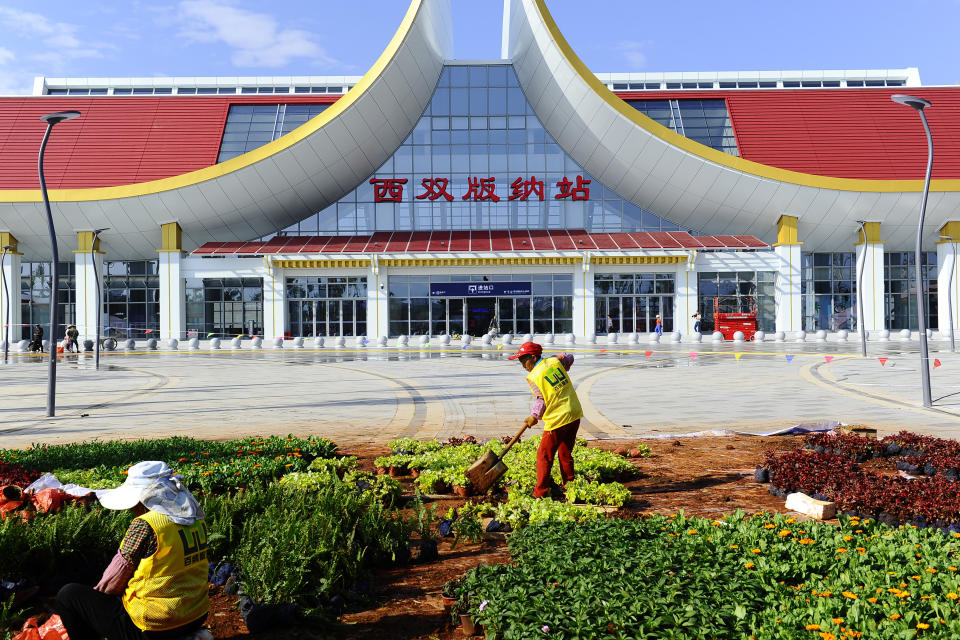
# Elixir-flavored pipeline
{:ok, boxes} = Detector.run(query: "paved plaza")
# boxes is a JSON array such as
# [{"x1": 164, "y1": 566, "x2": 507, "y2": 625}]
[{"x1": 0, "y1": 338, "x2": 958, "y2": 449}]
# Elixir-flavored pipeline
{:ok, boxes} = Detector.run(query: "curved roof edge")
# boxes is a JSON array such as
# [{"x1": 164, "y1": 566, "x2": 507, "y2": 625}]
[
  {"x1": 506, "y1": 0, "x2": 960, "y2": 251},
  {"x1": 0, "y1": 0, "x2": 452, "y2": 259},
  {"x1": 0, "y1": 0, "x2": 451, "y2": 204},
  {"x1": 511, "y1": 0, "x2": 959, "y2": 194}
]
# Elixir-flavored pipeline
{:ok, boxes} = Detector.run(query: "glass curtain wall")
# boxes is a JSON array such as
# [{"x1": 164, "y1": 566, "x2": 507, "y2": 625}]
[
  {"x1": 185, "y1": 278, "x2": 263, "y2": 338},
  {"x1": 697, "y1": 271, "x2": 775, "y2": 332},
  {"x1": 271, "y1": 64, "x2": 693, "y2": 237},
  {"x1": 388, "y1": 274, "x2": 572, "y2": 337},
  {"x1": 884, "y1": 252, "x2": 937, "y2": 330},
  {"x1": 217, "y1": 104, "x2": 331, "y2": 163},
  {"x1": 19, "y1": 262, "x2": 74, "y2": 341},
  {"x1": 801, "y1": 253, "x2": 856, "y2": 332},
  {"x1": 104, "y1": 261, "x2": 160, "y2": 338},
  {"x1": 285, "y1": 276, "x2": 367, "y2": 337},
  {"x1": 625, "y1": 99, "x2": 740, "y2": 156},
  {"x1": 593, "y1": 273, "x2": 675, "y2": 333}
]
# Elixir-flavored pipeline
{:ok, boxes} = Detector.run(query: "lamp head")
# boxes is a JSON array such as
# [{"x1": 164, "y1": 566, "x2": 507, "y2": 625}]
[
  {"x1": 941, "y1": 235, "x2": 954, "y2": 241},
  {"x1": 2, "y1": 245, "x2": 15, "y2": 251},
  {"x1": 40, "y1": 110, "x2": 81, "y2": 125},
  {"x1": 891, "y1": 94, "x2": 931, "y2": 111},
  {"x1": 855, "y1": 219, "x2": 867, "y2": 225},
  {"x1": 93, "y1": 227, "x2": 110, "y2": 236}
]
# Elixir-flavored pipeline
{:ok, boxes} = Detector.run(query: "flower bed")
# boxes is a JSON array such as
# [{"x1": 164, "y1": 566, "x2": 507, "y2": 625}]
[
  {"x1": 0, "y1": 435, "x2": 416, "y2": 632},
  {"x1": 454, "y1": 511, "x2": 960, "y2": 638},
  {"x1": 764, "y1": 432, "x2": 960, "y2": 528}
]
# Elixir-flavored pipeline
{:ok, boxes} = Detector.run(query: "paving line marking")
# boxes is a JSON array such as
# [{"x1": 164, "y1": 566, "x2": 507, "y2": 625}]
[{"x1": 799, "y1": 360, "x2": 960, "y2": 419}]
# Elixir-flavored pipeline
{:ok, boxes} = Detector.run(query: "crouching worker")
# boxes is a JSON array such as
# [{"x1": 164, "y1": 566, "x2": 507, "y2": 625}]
[
  {"x1": 55, "y1": 461, "x2": 210, "y2": 640},
  {"x1": 509, "y1": 341, "x2": 583, "y2": 499}
]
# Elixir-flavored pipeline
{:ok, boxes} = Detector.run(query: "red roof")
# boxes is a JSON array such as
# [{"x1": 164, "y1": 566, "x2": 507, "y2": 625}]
[
  {"x1": 192, "y1": 230, "x2": 766, "y2": 255},
  {"x1": 2, "y1": 86, "x2": 958, "y2": 191},
  {"x1": 0, "y1": 94, "x2": 339, "y2": 189},
  {"x1": 614, "y1": 87, "x2": 960, "y2": 181}
]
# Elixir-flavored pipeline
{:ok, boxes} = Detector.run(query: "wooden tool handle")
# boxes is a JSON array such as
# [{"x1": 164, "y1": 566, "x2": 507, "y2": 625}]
[{"x1": 500, "y1": 423, "x2": 530, "y2": 458}]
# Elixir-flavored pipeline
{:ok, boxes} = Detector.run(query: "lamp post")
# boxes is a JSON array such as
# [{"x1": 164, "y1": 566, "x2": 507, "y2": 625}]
[
  {"x1": 1, "y1": 244, "x2": 15, "y2": 364},
  {"x1": 855, "y1": 220, "x2": 868, "y2": 358},
  {"x1": 92, "y1": 227, "x2": 109, "y2": 370},
  {"x1": 941, "y1": 234, "x2": 956, "y2": 353},
  {"x1": 39, "y1": 110, "x2": 81, "y2": 417},
  {"x1": 891, "y1": 94, "x2": 933, "y2": 407}
]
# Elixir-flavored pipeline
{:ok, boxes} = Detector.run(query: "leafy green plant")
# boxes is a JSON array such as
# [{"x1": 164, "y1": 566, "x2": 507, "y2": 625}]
[
  {"x1": 563, "y1": 477, "x2": 631, "y2": 507},
  {"x1": 450, "y1": 510, "x2": 484, "y2": 548}
]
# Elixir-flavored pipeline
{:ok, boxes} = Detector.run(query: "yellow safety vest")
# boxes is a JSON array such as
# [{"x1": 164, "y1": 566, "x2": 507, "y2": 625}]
[
  {"x1": 122, "y1": 510, "x2": 210, "y2": 631},
  {"x1": 526, "y1": 356, "x2": 583, "y2": 431}
]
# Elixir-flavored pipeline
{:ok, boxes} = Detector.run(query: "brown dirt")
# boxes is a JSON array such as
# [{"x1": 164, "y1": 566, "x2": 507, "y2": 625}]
[{"x1": 201, "y1": 434, "x2": 815, "y2": 639}]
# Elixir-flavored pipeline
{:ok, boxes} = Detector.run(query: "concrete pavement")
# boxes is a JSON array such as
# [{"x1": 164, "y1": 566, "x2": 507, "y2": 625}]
[{"x1": 0, "y1": 338, "x2": 958, "y2": 449}]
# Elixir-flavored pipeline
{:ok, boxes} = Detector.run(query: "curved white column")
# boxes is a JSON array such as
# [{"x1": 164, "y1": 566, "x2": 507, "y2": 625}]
[
  {"x1": 505, "y1": 0, "x2": 960, "y2": 252},
  {"x1": 0, "y1": 0, "x2": 452, "y2": 260}
]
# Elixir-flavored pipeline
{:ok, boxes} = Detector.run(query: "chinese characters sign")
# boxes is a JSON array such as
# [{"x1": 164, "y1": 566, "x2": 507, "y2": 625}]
[
  {"x1": 369, "y1": 175, "x2": 591, "y2": 203},
  {"x1": 429, "y1": 282, "x2": 532, "y2": 297}
]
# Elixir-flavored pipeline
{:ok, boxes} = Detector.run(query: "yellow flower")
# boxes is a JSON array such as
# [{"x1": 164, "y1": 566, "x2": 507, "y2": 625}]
[
  {"x1": 921, "y1": 595, "x2": 932, "y2": 600},
  {"x1": 900, "y1": 582, "x2": 908, "y2": 588},
  {"x1": 764, "y1": 523, "x2": 776, "y2": 529},
  {"x1": 730, "y1": 545, "x2": 739, "y2": 549},
  {"x1": 917, "y1": 623, "x2": 930, "y2": 629},
  {"x1": 837, "y1": 548, "x2": 847, "y2": 553},
  {"x1": 855, "y1": 529, "x2": 863, "y2": 533},
  {"x1": 950, "y1": 567, "x2": 958, "y2": 572},
  {"x1": 688, "y1": 530, "x2": 698, "y2": 535},
  {"x1": 890, "y1": 614, "x2": 901, "y2": 620},
  {"x1": 832, "y1": 617, "x2": 844, "y2": 624},
  {"x1": 785, "y1": 518, "x2": 795, "y2": 523},
  {"x1": 842, "y1": 591, "x2": 858, "y2": 600},
  {"x1": 856, "y1": 547, "x2": 866, "y2": 552},
  {"x1": 868, "y1": 597, "x2": 878, "y2": 603},
  {"x1": 954, "y1": 533, "x2": 960, "y2": 538},
  {"x1": 896, "y1": 591, "x2": 910, "y2": 599},
  {"x1": 819, "y1": 633, "x2": 836, "y2": 640},
  {"x1": 752, "y1": 548, "x2": 762, "y2": 554},
  {"x1": 806, "y1": 624, "x2": 821, "y2": 630},
  {"x1": 911, "y1": 575, "x2": 922, "y2": 581},
  {"x1": 798, "y1": 538, "x2": 815, "y2": 545},
  {"x1": 843, "y1": 535, "x2": 853, "y2": 541},
  {"x1": 947, "y1": 593, "x2": 958, "y2": 600},
  {"x1": 926, "y1": 568, "x2": 937, "y2": 573},
  {"x1": 779, "y1": 530, "x2": 791, "y2": 537},
  {"x1": 745, "y1": 562, "x2": 756, "y2": 568}
]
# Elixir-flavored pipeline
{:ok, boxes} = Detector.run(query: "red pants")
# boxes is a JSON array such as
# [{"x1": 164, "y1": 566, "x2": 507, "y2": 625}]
[{"x1": 533, "y1": 419, "x2": 580, "y2": 498}]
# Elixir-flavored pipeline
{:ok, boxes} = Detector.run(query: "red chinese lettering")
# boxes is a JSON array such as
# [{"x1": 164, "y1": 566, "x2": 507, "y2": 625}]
[
  {"x1": 415, "y1": 177, "x2": 455, "y2": 201},
  {"x1": 554, "y1": 175, "x2": 591, "y2": 201},
  {"x1": 462, "y1": 176, "x2": 500, "y2": 202},
  {"x1": 369, "y1": 178, "x2": 408, "y2": 203},
  {"x1": 508, "y1": 176, "x2": 545, "y2": 201}
]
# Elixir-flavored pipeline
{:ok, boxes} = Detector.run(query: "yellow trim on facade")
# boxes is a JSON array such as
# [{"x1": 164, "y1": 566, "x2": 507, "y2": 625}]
[
  {"x1": 772, "y1": 214, "x2": 803, "y2": 247},
  {"x1": 531, "y1": 0, "x2": 960, "y2": 194},
  {"x1": 160, "y1": 222, "x2": 182, "y2": 252},
  {"x1": 0, "y1": 0, "x2": 425, "y2": 204},
  {"x1": 0, "y1": 232, "x2": 21, "y2": 254},
  {"x1": 938, "y1": 221, "x2": 960, "y2": 242},
  {"x1": 591, "y1": 256, "x2": 686, "y2": 264},
  {"x1": 73, "y1": 230, "x2": 103, "y2": 254},
  {"x1": 855, "y1": 222, "x2": 884, "y2": 245},
  {"x1": 379, "y1": 256, "x2": 582, "y2": 267},
  {"x1": 275, "y1": 259, "x2": 372, "y2": 269}
]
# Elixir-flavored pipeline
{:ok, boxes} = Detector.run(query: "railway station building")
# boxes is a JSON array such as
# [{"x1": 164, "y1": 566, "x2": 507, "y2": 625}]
[{"x1": 1, "y1": 0, "x2": 959, "y2": 343}]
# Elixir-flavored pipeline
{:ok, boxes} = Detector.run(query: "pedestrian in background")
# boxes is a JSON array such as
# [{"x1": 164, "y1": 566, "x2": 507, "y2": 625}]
[
  {"x1": 65, "y1": 324, "x2": 79, "y2": 353},
  {"x1": 692, "y1": 311, "x2": 702, "y2": 334},
  {"x1": 654, "y1": 314, "x2": 663, "y2": 337},
  {"x1": 605, "y1": 315, "x2": 614, "y2": 333}
]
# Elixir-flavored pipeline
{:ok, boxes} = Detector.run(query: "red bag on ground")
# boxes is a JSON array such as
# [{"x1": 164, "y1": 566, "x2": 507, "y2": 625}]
[
  {"x1": 30, "y1": 488, "x2": 67, "y2": 514},
  {"x1": 0, "y1": 497, "x2": 24, "y2": 519},
  {"x1": 12, "y1": 614, "x2": 70, "y2": 640}
]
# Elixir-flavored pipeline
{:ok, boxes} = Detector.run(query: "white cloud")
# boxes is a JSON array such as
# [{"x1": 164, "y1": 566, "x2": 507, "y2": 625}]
[
  {"x1": 0, "y1": 46, "x2": 14, "y2": 66},
  {"x1": 0, "y1": 7, "x2": 99, "y2": 54},
  {"x1": 617, "y1": 40, "x2": 650, "y2": 70},
  {"x1": 177, "y1": 0, "x2": 336, "y2": 68}
]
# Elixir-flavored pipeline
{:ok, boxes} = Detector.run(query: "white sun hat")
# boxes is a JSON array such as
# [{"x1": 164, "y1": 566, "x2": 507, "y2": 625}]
[
  {"x1": 98, "y1": 460, "x2": 204, "y2": 525},
  {"x1": 98, "y1": 461, "x2": 172, "y2": 510}
]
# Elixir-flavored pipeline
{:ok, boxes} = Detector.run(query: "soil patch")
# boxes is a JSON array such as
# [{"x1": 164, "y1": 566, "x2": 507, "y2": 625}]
[{"x1": 198, "y1": 434, "x2": 812, "y2": 638}]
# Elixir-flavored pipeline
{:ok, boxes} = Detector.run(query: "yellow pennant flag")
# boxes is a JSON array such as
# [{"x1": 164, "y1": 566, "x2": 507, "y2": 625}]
[
  {"x1": 734, "y1": 353, "x2": 743, "y2": 361},
  {"x1": 497, "y1": 344, "x2": 503, "y2": 350}
]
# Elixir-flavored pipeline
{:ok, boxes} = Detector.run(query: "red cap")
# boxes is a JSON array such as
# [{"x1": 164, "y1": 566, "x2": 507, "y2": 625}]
[{"x1": 508, "y1": 341, "x2": 543, "y2": 360}]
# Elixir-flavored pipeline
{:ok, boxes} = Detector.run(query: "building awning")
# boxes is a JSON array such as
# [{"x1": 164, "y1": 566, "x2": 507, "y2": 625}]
[{"x1": 192, "y1": 230, "x2": 768, "y2": 255}]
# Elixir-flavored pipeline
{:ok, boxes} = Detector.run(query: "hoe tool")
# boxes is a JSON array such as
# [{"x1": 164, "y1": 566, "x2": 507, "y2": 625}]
[{"x1": 465, "y1": 422, "x2": 530, "y2": 494}]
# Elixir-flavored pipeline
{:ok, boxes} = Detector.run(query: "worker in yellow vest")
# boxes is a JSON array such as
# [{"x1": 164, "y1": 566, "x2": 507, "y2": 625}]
[
  {"x1": 509, "y1": 341, "x2": 584, "y2": 499},
  {"x1": 54, "y1": 461, "x2": 211, "y2": 640}
]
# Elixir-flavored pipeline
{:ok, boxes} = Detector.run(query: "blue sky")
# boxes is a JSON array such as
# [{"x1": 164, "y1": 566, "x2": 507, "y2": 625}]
[{"x1": 0, "y1": 1, "x2": 957, "y2": 94}]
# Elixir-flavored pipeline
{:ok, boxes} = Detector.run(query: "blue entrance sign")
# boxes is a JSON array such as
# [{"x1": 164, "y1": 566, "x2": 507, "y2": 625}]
[{"x1": 430, "y1": 282, "x2": 532, "y2": 297}]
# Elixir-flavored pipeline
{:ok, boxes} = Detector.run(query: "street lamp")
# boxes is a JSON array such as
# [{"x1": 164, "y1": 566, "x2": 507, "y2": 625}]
[
  {"x1": 39, "y1": 110, "x2": 81, "y2": 417},
  {"x1": 855, "y1": 220, "x2": 868, "y2": 358},
  {"x1": 891, "y1": 94, "x2": 933, "y2": 407},
  {"x1": 941, "y1": 234, "x2": 956, "y2": 353},
  {"x1": 91, "y1": 228, "x2": 109, "y2": 369},
  {"x1": 1, "y1": 244, "x2": 15, "y2": 364}
]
